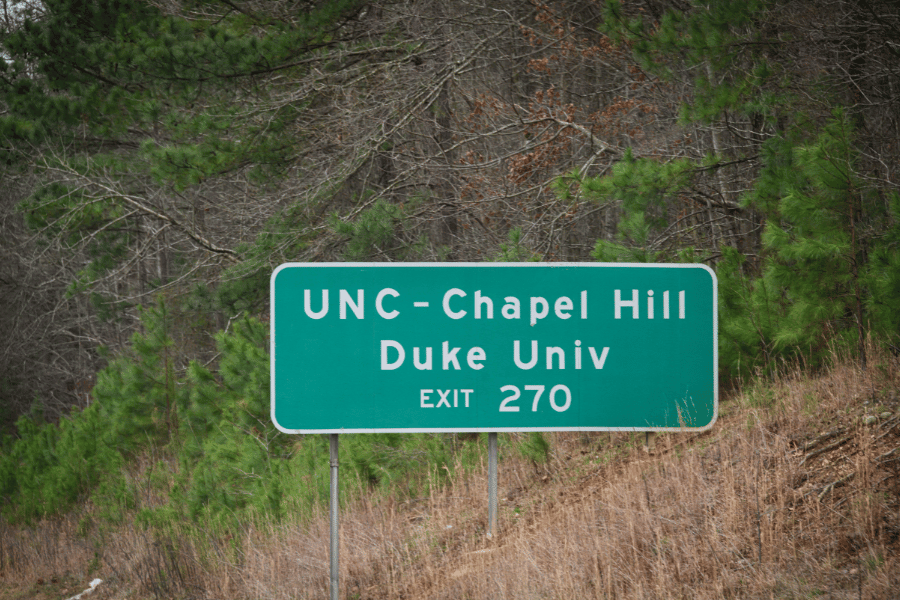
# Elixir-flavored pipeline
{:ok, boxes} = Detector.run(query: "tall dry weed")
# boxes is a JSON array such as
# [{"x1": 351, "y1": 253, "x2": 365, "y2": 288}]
[{"x1": 3, "y1": 345, "x2": 899, "y2": 599}]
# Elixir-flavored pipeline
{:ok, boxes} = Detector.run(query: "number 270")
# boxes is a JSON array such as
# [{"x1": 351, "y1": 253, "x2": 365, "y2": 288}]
[{"x1": 499, "y1": 385, "x2": 571, "y2": 413}]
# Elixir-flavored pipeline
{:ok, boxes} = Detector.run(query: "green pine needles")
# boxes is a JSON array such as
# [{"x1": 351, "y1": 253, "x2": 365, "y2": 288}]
[
  {"x1": 721, "y1": 110, "x2": 900, "y2": 374},
  {"x1": 0, "y1": 297, "x2": 494, "y2": 528},
  {"x1": 583, "y1": 0, "x2": 900, "y2": 377}
]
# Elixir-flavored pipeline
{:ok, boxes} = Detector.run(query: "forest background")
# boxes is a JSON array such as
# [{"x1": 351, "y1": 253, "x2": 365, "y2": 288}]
[{"x1": 0, "y1": 0, "x2": 899, "y2": 597}]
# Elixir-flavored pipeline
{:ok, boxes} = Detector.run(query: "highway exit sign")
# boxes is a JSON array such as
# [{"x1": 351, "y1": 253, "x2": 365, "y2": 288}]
[{"x1": 270, "y1": 263, "x2": 717, "y2": 434}]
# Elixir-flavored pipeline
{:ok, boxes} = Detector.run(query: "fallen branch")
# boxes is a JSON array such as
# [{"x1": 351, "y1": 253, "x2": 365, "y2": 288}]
[
  {"x1": 814, "y1": 446, "x2": 900, "y2": 505},
  {"x1": 800, "y1": 435, "x2": 852, "y2": 467},
  {"x1": 878, "y1": 413, "x2": 899, "y2": 430},
  {"x1": 818, "y1": 472, "x2": 855, "y2": 501},
  {"x1": 876, "y1": 445, "x2": 900, "y2": 464},
  {"x1": 875, "y1": 417, "x2": 900, "y2": 442},
  {"x1": 801, "y1": 428, "x2": 846, "y2": 453}
]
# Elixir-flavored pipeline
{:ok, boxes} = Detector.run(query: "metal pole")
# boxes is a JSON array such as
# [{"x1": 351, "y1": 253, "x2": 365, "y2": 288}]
[
  {"x1": 329, "y1": 433, "x2": 339, "y2": 600},
  {"x1": 488, "y1": 432, "x2": 498, "y2": 539}
]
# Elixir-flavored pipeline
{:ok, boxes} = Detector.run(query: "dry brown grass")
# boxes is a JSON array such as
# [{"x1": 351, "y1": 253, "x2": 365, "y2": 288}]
[{"x1": 2, "y1": 347, "x2": 900, "y2": 599}]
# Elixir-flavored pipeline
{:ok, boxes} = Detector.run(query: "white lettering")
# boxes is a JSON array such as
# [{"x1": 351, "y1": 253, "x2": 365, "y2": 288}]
[
  {"x1": 499, "y1": 384, "x2": 571, "y2": 413},
  {"x1": 304, "y1": 289, "x2": 329, "y2": 319},
  {"x1": 376, "y1": 288, "x2": 400, "y2": 319},
  {"x1": 589, "y1": 346, "x2": 610, "y2": 369},
  {"x1": 422, "y1": 389, "x2": 472, "y2": 408},
  {"x1": 530, "y1": 297, "x2": 549, "y2": 326},
  {"x1": 467, "y1": 347, "x2": 486, "y2": 370},
  {"x1": 340, "y1": 289, "x2": 364, "y2": 319},
  {"x1": 614, "y1": 289, "x2": 639, "y2": 319},
  {"x1": 474, "y1": 290, "x2": 493, "y2": 319},
  {"x1": 554, "y1": 296, "x2": 572, "y2": 319},
  {"x1": 513, "y1": 340, "x2": 539, "y2": 370},
  {"x1": 443, "y1": 288, "x2": 467, "y2": 319},
  {"x1": 527, "y1": 385, "x2": 544, "y2": 411},
  {"x1": 546, "y1": 346, "x2": 565, "y2": 369},
  {"x1": 502, "y1": 297, "x2": 520, "y2": 319},
  {"x1": 442, "y1": 341, "x2": 461, "y2": 370},
  {"x1": 381, "y1": 340, "x2": 405, "y2": 370},
  {"x1": 550, "y1": 384, "x2": 572, "y2": 411},
  {"x1": 499, "y1": 385, "x2": 520, "y2": 412},
  {"x1": 413, "y1": 346, "x2": 432, "y2": 370}
]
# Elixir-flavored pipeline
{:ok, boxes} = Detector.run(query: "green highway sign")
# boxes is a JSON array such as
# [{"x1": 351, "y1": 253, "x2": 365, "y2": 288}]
[{"x1": 270, "y1": 263, "x2": 717, "y2": 433}]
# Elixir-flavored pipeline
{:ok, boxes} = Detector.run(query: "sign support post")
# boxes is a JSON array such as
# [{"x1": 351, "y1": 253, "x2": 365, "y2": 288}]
[
  {"x1": 487, "y1": 432, "x2": 498, "y2": 538},
  {"x1": 271, "y1": 262, "x2": 718, "y2": 594},
  {"x1": 329, "y1": 433, "x2": 339, "y2": 600}
]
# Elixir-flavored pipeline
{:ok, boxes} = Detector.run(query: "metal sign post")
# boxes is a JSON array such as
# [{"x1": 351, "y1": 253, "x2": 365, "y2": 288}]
[
  {"x1": 329, "y1": 434, "x2": 339, "y2": 600},
  {"x1": 270, "y1": 262, "x2": 718, "y2": 594},
  {"x1": 488, "y1": 432, "x2": 498, "y2": 538}
]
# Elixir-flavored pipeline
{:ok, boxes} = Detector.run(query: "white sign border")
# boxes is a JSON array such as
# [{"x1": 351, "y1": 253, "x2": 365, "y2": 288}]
[{"x1": 270, "y1": 262, "x2": 718, "y2": 435}]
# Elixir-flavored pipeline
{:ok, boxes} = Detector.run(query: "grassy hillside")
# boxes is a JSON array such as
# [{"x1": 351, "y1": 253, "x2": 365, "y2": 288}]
[
  {"x1": 1, "y1": 2, "x2": 899, "y2": 597},
  {"x1": 1, "y1": 346, "x2": 898, "y2": 599}
]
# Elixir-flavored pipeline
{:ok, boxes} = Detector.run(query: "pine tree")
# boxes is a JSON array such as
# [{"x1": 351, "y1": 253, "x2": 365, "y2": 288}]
[
  {"x1": 0, "y1": 402, "x2": 125, "y2": 521},
  {"x1": 560, "y1": 150, "x2": 695, "y2": 262},
  {"x1": 867, "y1": 193, "x2": 900, "y2": 349},
  {"x1": 716, "y1": 246, "x2": 782, "y2": 378},
  {"x1": 757, "y1": 111, "x2": 875, "y2": 364},
  {"x1": 3, "y1": 0, "x2": 369, "y2": 330},
  {"x1": 93, "y1": 297, "x2": 180, "y2": 450},
  {"x1": 719, "y1": 110, "x2": 898, "y2": 373},
  {"x1": 587, "y1": 0, "x2": 900, "y2": 374}
]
